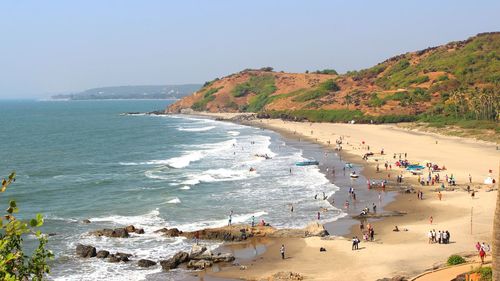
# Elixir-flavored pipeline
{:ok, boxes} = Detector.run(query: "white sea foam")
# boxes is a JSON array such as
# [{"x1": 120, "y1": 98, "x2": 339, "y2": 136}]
[
  {"x1": 181, "y1": 168, "x2": 259, "y2": 186},
  {"x1": 167, "y1": 197, "x2": 181, "y2": 204},
  {"x1": 88, "y1": 209, "x2": 165, "y2": 230},
  {"x1": 179, "y1": 186, "x2": 191, "y2": 190},
  {"x1": 177, "y1": 126, "x2": 215, "y2": 132},
  {"x1": 227, "y1": 130, "x2": 240, "y2": 136}
]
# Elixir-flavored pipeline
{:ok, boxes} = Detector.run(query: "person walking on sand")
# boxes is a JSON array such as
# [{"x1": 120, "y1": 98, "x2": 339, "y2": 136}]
[
  {"x1": 429, "y1": 216, "x2": 433, "y2": 225},
  {"x1": 317, "y1": 211, "x2": 321, "y2": 220},
  {"x1": 469, "y1": 174, "x2": 472, "y2": 183},
  {"x1": 438, "y1": 191, "x2": 442, "y2": 201},
  {"x1": 428, "y1": 230, "x2": 433, "y2": 244},
  {"x1": 280, "y1": 244, "x2": 285, "y2": 259},
  {"x1": 479, "y1": 247, "x2": 486, "y2": 264}
]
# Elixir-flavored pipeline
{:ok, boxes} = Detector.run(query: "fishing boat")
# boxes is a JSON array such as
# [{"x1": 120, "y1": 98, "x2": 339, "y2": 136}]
[
  {"x1": 350, "y1": 171, "x2": 359, "y2": 178},
  {"x1": 345, "y1": 163, "x2": 353, "y2": 168},
  {"x1": 295, "y1": 160, "x2": 319, "y2": 166},
  {"x1": 406, "y1": 165, "x2": 425, "y2": 171}
]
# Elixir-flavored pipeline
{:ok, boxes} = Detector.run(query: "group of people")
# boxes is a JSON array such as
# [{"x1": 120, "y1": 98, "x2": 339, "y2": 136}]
[
  {"x1": 359, "y1": 222, "x2": 375, "y2": 242},
  {"x1": 427, "y1": 229, "x2": 451, "y2": 244},
  {"x1": 476, "y1": 242, "x2": 491, "y2": 263}
]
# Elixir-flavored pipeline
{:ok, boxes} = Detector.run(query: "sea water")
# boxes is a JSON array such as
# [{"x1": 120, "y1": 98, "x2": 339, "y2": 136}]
[{"x1": 0, "y1": 100, "x2": 345, "y2": 280}]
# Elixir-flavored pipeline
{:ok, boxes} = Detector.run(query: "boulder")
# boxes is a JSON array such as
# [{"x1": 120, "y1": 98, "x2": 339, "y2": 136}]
[
  {"x1": 189, "y1": 245, "x2": 207, "y2": 259},
  {"x1": 191, "y1": 252, "x2": 235, "y2": 263},
  {"x1": 304, "y1": 222, "x2": 329, "y2": 237},
  {"x1": 125, "y1": 225, "x2": 136, "y2": 233},
  {"x1": 135, "y1": 228, "x2": 145, "y2": 234},
  {"x1": 108, "y1": 254, "x2": 121, "y2": 263},
  {"x1": 76, "y1": 244, "x2": 97, "y2": 258},
  {"x1": 138, "y1": 259, "x2": 157, "y2": 268},
  {"x1": 82, "y1": 219, "x2": 91, "y2": 224},
  {"x1": 187, "y1": 259, "x2": 213, "y2": 270},
  {"x1": 96, "y1": 250, "x2": 110, "y2": 259},
  {"x1": 108, "y1": 252, "x2": 132, "y2": 263},
  {"x1": 160, "y1": 251, "x2": 190, "y2": 270},
  {"x1": 90, "y1": 228, "x2": 129, "y2": 238},
  {"x1": 155, "y1": 227, "x2": 182, "y2": 237},
  {"x1": 265, "y1": 271, "x2": 304, "y2": 280}
]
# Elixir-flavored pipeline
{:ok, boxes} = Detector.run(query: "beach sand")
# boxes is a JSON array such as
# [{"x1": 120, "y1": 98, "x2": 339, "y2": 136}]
[{"x1": 188, "y1": 113, "x2": 498, "y2": 280}]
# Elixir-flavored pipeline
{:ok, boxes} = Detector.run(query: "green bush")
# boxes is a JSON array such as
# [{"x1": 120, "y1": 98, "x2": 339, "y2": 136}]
[
  {"x1": 447, "y1": 254, "x2": 466, "y2": 266},
  {"x1": 292, "y1": 80, "x2": 339, "y2": 102},
  {"x1": 231, "y1": 74, "x2": 276, "y2": 98},
  {"x1": 409, "y1": 75, "x2": 430, "y2": 84},
  {"x1": 369, "y1": 93, "x2": 385, "y2": 107},
  {"x1": 313, "y1": 69, "x2": 338, "y2": 75}
]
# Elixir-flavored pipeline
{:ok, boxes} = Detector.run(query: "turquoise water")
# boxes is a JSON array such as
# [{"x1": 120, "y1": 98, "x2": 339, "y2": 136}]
[{"x1": 0, "y1": 100, "x2": 343, "y2": 280}]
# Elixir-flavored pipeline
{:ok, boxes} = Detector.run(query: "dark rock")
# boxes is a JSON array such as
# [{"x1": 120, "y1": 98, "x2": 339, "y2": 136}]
[
  {"x1": 187, "y1": 259, "x2": 213, "y2": 270},
  {"x1": 82, "y1": 219, "x2": 91, "y2": 224},
  {"x1": 138, "y1": 259, "x2": 157, "y2": 268},
  {"x1": 76, "y1": 244, "x2": 97, "y2": 258},
  {"x1": 135, "y1": 228, "x2": 145, "y2": 234},
  {"x1": 125, "y1": 225, "x2": 136, "y2": 233},
  {"x1": 155, "y1": 227, "x2": 182, "y2": 237},
  {"x1": 108, "y1": 254, "x2": 120, "y2": 263},
  {"x1": 96, "y1": 250, "x2": 110, "y2": 259},
  {"x1": 191, "y1": 252, "x2": 234, "y2": 263},
  {"x1": 376, "y1": 276, "x2": 407, "y2": 281},
  {"x1": 90, "y1": 228, "x2": 129, "y2": 238},
  {"x1": 160, "y1": 251, "x2": 190, "y2": 270},
  {"x1": 48, "y1": 233, "x2": 57, "y2": 236}
]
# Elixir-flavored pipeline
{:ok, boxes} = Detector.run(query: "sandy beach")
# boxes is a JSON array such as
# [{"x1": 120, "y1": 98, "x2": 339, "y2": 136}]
[{"x1": 187, "y1": 112, "x2": 498, "y2": 281}]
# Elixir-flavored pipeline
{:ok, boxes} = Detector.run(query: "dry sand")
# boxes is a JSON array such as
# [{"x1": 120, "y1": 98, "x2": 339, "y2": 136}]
[{"x1": 188, "y1": 113, "x2": 498, "y2": 280}]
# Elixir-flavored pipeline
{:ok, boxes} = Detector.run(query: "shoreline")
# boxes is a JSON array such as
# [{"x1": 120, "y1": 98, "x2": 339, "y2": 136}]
[{"x1": 179, "y1": 112, "x2": 497, "y2": 281}]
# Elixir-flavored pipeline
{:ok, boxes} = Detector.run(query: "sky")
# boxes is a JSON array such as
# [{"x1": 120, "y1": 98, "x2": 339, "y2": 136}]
[{"x1": 0, "y1": 0, "x2": 499, "y2": 98}]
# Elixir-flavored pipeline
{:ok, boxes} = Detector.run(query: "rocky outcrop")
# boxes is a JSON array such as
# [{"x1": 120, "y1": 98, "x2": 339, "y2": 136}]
[
  {"x1": 82, "y1": 219, "x2": 91, "y2": 224},
  {"x1": 138, "y1": 259, "x2": 157, "y2": 268},
  {"x1": 375, "y1": 276, "x2": 407, "y2": 281},
  {"x1": 154, "y1": 227, "x2": 182, "y2": 237},
  {"x1": 76, "y1": 244, "x2": 97, "y2": 258},
  {"x1": 189, "y1": 245, "x2": 207, "y2": 259},
  {"x1": 89, "y1": 225, "x2": 144, "y2": 238},
  {"x1": 191, "y1": 252, "x2": 235, "y2": 263},
  {"x1": 160, "y1": 251, "x2": 190, "y2": 270},
  {"x1": 90, "y1": 228, "x2": 129, "y2": 238},
  {"x1": 304, "y1": 222, "x2": 329, "y2": 237}
]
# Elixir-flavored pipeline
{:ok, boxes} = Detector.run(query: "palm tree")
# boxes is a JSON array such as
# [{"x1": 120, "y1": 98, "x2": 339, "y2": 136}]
[{"x1": 493, "y1": 163, "x2": 500, "y2": 280}]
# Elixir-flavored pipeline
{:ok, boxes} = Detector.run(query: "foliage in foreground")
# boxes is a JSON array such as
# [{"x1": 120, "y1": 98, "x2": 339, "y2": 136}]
[
  {"x1": 0, "y1": 172, "x2": 53, "y2": 280},
  {"x1": 471, "y1": 266, "x2": 492, "y2": 281},
  {"x1": 447, "y1": 254, "x2": 466, "y2": 266}
]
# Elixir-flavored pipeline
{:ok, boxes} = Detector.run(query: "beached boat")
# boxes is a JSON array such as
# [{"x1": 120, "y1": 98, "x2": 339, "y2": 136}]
[
  {"x1": 350, "y1": 172, "x2": 359, "y2": 178},
  {"x1": 345, "y1": 163, "x2": 353, "y2": 168},
  {"x1": 295, "y1": 160, "x2": 319, "y2": 166},
  {"x1": 406, "y1": 165, "x2": 425, "y2": 171}
]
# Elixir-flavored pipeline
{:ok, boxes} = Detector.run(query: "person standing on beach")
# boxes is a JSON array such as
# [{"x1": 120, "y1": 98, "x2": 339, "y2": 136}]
[
  {"x1": 429, "y1": 216, "x2": 433, "y2": 224},
  {"x1": 317, "y1": 211, "x2": 321, "y2": 220},
  {"x1": 280, "y1": 244, "x2": 285, "y2": 259},
  {"x1": 251, "y1": 215, "x2": 255, "y2": 227},
  {"x1": 469, "y1": 174, "x2": 472, "y2": 183},
  {"x1": 438, "y1": 191, "x2": 442, "y2": 201}
]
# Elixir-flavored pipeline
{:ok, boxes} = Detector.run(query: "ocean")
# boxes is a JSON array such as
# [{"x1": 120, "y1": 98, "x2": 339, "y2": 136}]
[{"x1": 0, "y1": 100, "x2": 346, "y2": 280}]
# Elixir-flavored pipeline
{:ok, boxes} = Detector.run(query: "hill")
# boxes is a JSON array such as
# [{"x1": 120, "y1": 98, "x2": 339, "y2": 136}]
[
  {"x1": 52, "y1": 84, "x2": 201, "y2": 100},
  {"x1": 167, "y1": 33, "x2": 499, "y2": 128}
]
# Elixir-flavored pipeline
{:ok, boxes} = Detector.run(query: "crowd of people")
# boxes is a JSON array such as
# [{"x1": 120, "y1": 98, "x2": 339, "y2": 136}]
[{"x1": 427, "y1": 229, "x2": 451, "y2": 244}]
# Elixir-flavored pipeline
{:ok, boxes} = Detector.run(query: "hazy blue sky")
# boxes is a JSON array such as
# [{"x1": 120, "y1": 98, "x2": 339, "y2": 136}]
[{"x1": 0, "y1": 0, "x2": 499, "y2": 98}]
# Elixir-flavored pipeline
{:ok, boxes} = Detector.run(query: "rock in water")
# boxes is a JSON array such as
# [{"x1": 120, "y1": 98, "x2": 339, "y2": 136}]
[
  {"x1": 154, "y1": 227, "x2": 182, "y2": 237},
  {"x1": 160, "y1": 251, "x2": 190, "y2": 270},
  {"x1": 90, "y1": 228, "x2": 130, "y2": 238},
  {"x1": 138, "y1": 259, "x2": 157, "y2": 267},
  {"x1": 96, "y1": 250, "x2": 110, "y2": 258},
  {"x1": 76, "y1": 244, "x2": 97, "y2": 258},
  {"x1": 125, "y1": 225, "x2": 136, "y2": 233},
  {"x1": 82, "y1": 219, "x2": 91, "y2": 224},
  {"x1": 135, "y1": 228, "x2": 145, "y2": 234},
  {"x1": 187, "y1": 259, "x2": 213, "y2": 270}
]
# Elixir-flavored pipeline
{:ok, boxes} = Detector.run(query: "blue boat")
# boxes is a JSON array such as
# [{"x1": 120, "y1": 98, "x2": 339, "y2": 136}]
[
  {"x1": 406, "y1": 165, "x2": 425, "y2": 171},
  {"x1": 295, "y1": 160, "x2": 319, "y2": 166}
]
